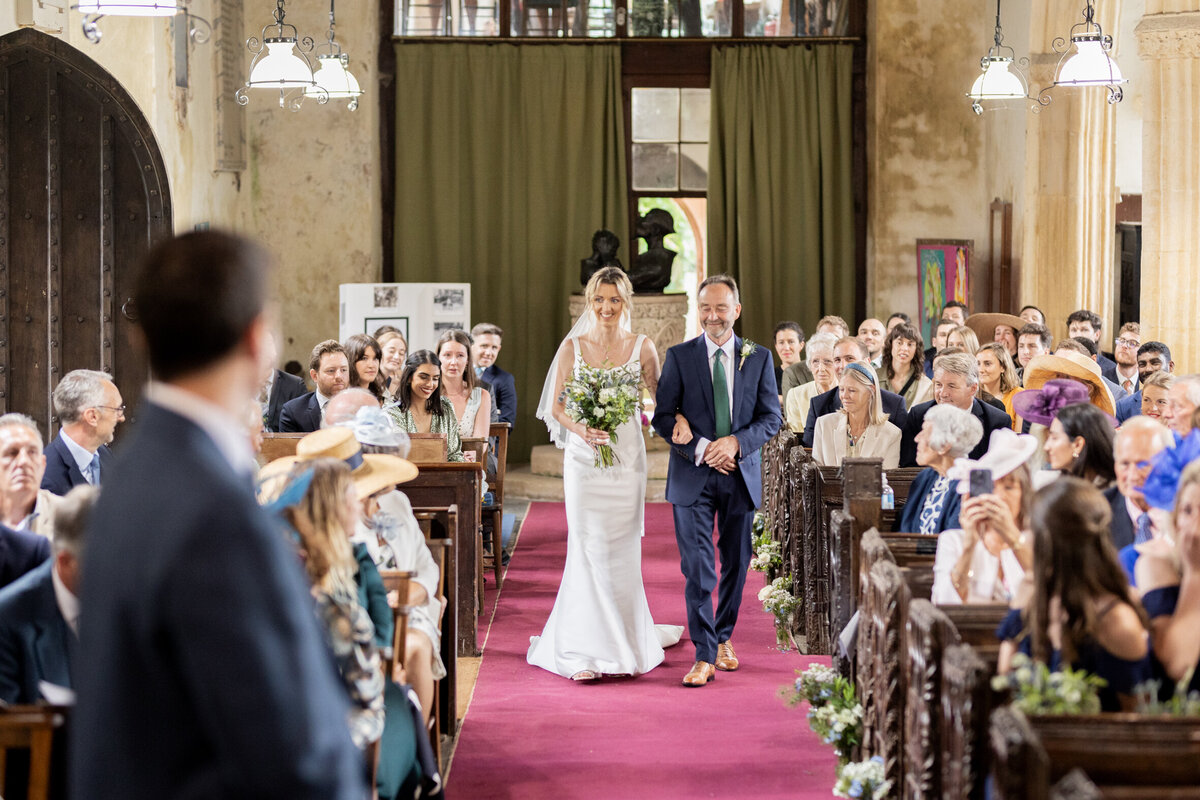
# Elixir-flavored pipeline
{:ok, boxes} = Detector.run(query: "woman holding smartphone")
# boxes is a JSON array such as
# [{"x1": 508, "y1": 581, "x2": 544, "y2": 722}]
[{"x1": 932, "y1": 428, "x2": 1038, "y2": 604}]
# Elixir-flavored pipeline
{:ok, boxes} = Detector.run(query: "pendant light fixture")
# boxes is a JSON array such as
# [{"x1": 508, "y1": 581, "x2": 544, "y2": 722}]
[
  {"x1": 966, "y1": 0, "x2": 1029, "y2": 115},
  {"x1": 73, "y1": 0, "x2": 210, "y2": 45},
  {"x1": 1038, "y1": 0, "x2": 1127, "y2": 106},
  {"x1": 305, "y1": 0, "x2": 364, "y2": 111},
  {"x1": 236, "y1": 0, "x2": 327, "y2": 111}
]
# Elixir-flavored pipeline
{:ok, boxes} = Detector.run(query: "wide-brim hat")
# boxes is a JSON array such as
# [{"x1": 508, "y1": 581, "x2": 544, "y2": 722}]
[
  {"x1": 1020, "y1": 351, "x2": 1115, "y2": 416},
  {"x1": 965, "y1": 312, "x2": 1027, "y2": 344},
  {"x1": 950, "y1": 427, "x2": 1040, "y2": 494},
  {"x1": 283, "y1": 426, "x2": 419, "y2": 498}
]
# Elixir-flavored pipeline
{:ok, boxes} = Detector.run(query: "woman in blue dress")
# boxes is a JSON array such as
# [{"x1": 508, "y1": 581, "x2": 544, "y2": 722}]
[{"x1": 996, "y1": 476, "x2": 1151, "y2": 711}]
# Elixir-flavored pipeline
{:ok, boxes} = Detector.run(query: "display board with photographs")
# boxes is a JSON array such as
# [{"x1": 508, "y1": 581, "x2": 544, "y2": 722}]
[{"x1": 340, "y1": 282, "x2": 471, "y2": 352}]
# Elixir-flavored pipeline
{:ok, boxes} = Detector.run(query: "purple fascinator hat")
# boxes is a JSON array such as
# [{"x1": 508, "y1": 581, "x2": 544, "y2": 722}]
[{"x1": 1010, "y1": 378, "x2": 1090, "y2": 427}]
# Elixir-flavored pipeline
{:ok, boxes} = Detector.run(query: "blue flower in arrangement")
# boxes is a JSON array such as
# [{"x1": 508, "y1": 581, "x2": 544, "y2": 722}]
[
  {"x1": 1142, "y1": 430, "x2": 1200, "y2": 510},
  {"x1": 848, "y1": 780, "x2": 864, "y2": 798}
]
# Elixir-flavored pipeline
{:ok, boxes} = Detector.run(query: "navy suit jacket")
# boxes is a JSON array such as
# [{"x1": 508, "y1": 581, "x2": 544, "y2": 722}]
[
  {"x1": 0, "y1": 560, "x2": 74, "y2": 704},
  {"x1": 278, "y1": 391, "x2": 322, "y2": 433},
  {"x1": 899, "y1": 398, "x2": 1013, "y2": 468},
  {"x1": 801, "y1": 385, "x2": 908, "y2": 448},
  {"x1": 41, "y1": 432, "x2": 112, "y2": 496},
  {"x1": 1098, "y1": 353, "x2": 1119, "y2": 384},
  {"x1": 70, "y1": 403, "x2": 364, "y2": 800},
  {"x1": 266, "y1": 369, "x2": 308, "y2": 433},
  {"x1": 1104, "y1": 485, "x2": 1136, "y2": 550},
  {"x1": 1115, "y1": 391, "x2": 1142, "y2": 423},
  {"x1": 480, "y1": 365, "x2": 517, "y2": 428},
  {"x1": 0, "y1": 525, "x2": 50, "y2": 591},
  {"x1": 896, "y1": 467, "x2": 963, "y2": 532},
  {"x1": 652, "y1": 335, "x2": 782, "y2": 507}
]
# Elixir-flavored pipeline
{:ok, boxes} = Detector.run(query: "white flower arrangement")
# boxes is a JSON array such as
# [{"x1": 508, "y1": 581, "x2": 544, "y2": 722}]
[{"x1": 833, "y1": 756, "x2": 892, "y2": 799}]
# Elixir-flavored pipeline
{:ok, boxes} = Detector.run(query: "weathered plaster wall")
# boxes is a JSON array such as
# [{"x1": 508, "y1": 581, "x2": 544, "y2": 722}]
[
  {"x1": 866, "y1": 0, "x2": 992, "y2": 324},
  {"x1": 0, "y1": 2, "x2": 381, "y2": 369}
]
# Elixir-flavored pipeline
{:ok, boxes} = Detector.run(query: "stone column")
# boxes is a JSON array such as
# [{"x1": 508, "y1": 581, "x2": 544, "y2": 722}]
[
  {"x1": 1020, "y1": 0, "x2": 1122, "y2": 341},
  {"x1": 1136, "y1": 7, "x2": 1200, "y2": 371}
]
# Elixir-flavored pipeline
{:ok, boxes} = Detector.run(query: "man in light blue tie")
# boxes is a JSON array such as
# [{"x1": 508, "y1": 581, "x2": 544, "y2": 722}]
[
  {"x1": 652, "y1": 275, "x2": 781, "y2": 687},
  {"x1": 42, "y1": 370, "x2": 123, "y2": 495},
  {"x1": 1107, "y1": 416, "x2": 1174, "y2": 581}
]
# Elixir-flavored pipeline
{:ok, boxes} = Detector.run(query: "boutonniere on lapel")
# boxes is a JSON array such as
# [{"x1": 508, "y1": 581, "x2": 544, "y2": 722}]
[{"x1": 738, "y1": 340, "x2": 757, "y2": 371}]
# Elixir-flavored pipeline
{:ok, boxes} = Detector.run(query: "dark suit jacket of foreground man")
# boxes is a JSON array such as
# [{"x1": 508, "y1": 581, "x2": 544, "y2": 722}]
[{"x1": 71, "y1": 402, "x2": 364, "y2": 799}]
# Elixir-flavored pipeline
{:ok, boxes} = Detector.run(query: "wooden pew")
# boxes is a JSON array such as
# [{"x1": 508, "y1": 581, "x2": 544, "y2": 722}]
[
  {"x1": 403, "y1": 462, "x2": 484, "y2": 657},
  {"x1": 760, "y1": 428, "x2": 801, "y2": 581},
  {"x1": 903, "y1": 599, "x2": 960, "y2": 799},
  {"x1": 941, "y1": 643, "x2": 993, "y2": 800},
  {"x1": 260, "y1": 431, "x2": 305, "y2": 462},
  {"x1": 990, "y1": 706, "x2": 1200, "y2": 799},
  {"x1": 865, "y1": 559, "x2": 910, "y2": 790},
  {"x1": 785, "y1": 446, "x2": 813, "y2": 638},
  {"x1": 411, "y1": 506, "x2": 459, "y2": 742},
  {"x1": 0, "y1": 705, "x2": 66, "y2": 800}
]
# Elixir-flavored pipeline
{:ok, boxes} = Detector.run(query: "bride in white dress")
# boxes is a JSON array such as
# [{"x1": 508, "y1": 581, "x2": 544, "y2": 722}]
[{"x1": 529, "y1": 267, "x2": 683, "y2": 681}]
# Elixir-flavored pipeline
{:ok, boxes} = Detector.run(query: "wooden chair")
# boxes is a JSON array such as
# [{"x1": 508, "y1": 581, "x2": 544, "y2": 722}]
[
  {"x1": 412, "y1": 508, "x2": 457, "y2": 765},
  {"x1": 483, "y1": 422, "x2": 511, "y2": 591},
  {"x1": 0, "y1": 705, "x2": 66, "y2": 800},
  {"x1": 378, "y1": 569, "x2": 417, "y2": 681}
]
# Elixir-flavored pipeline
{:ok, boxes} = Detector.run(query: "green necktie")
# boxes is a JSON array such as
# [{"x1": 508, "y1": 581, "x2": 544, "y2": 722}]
[{"x1": 713, "y1": 349, "x2": 731, "y2": 438}]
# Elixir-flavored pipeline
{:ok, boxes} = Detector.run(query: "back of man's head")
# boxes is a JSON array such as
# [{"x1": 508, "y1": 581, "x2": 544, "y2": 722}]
[
  {"x1": 323, "y1": 387, "x2": 380, "y2": 426},
  {"x1": 53, "y1": 484, "x2": 99, "y2": 561},
  {"x1": 1070, "y1": 336, "x2": 1099, "y2": 358},
  {"x1": 135, "y1": 231, "x2": 270, "y2": 381}
]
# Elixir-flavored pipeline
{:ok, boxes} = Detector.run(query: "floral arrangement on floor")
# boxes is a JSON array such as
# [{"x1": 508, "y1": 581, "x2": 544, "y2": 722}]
[
  {"x1": 757, "y1": 575, "x2": 800, "y2": 650},
  {"x1": 990, "y1": 653, "x2": 1106, "y2": 715},
  {"x1": 749, "y1": 524, "x2": 782, "y2": 573},
  {"x1": 781, "y1": 664, "x2": 864, "y2": 766},
  {"x1": 560, "y1": 362, "x2": 641, "y2": 469},
  {"x1": 833, "y1": 755, "x2": 892, "y2": 800},
  {"x1": 1133, "y1": 670, "x2": 1200, "y2": 716}
]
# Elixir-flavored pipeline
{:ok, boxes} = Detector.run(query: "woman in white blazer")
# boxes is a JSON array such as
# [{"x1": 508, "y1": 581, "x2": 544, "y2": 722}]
[{"x1": 813, "y1": 361, "x2": 902, "y2": 469}]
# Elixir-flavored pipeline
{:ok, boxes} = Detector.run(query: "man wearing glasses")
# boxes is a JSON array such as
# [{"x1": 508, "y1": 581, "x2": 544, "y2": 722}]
[
  {"x1": 42, "y1": 369, "x2": 124, "y2": 495},
  {"x1": 1112, "y1": 322, "x2": 1143, "y2": 395}
]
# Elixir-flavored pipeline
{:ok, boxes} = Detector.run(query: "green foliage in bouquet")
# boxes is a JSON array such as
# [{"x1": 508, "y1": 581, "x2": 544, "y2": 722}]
[
  {"x1": 1133, "y1": 669, "x2": 1200, "y2": 716},
  {"x1": 990, "y1": 653, "x2": 1106, "y2": 715},
  {"x1": 561, "y1": 362, "x2": 642, "y2": 469}
]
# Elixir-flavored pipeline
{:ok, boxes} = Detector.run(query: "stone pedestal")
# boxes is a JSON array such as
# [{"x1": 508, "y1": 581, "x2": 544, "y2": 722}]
[
  {"x1": 567, "y1": 292, "x2": 689, "y2": 359},
  {"x1": 1136, "y1": 9, "x2": 1200, "y2": 371}
]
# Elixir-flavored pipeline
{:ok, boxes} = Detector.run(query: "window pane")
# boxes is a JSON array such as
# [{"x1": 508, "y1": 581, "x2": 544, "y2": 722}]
[
  {"x1": 631, "y1": 89, "x2": 680, "y2": 142},
  {"x1": 680, "y1": 89, "x2": 710, "y2": 142},
  {"x1": 680, "y1": 143, "x2": 708, "y2": 190},
  {"x1": 632, "y1": 143, "x2": 679, "y2": 191},
  {"x1": 509, "y1": 0, "x2": 615, "y2": 35},
  {"x1": 395, "y1": 0, "x2": 452, "y2": 35},
  {"x1": 628, "y1": 0, "x2": 730, "y2": 36},
  {"x1": 456, "y1": 0, "x2": 500, "y2": 34},
  {"x1": 750, "y1": 0, "x2": 850, "y2": 36}
]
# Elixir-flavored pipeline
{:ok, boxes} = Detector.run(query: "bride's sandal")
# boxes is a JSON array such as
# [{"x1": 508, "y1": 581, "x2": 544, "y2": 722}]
[{"x1": 571, "y1": 670, "x2": 600, "y2": 682}]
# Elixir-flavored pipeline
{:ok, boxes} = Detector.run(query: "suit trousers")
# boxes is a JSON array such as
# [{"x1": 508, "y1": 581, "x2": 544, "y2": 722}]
[{"x1": 672, "y1": 467, "x2": 754, "y2": 664}]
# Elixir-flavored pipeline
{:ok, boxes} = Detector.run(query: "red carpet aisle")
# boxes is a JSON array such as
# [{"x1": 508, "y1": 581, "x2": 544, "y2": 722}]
[{"x1": 450, "y1": 502, "x2": 838, "y2": 799}]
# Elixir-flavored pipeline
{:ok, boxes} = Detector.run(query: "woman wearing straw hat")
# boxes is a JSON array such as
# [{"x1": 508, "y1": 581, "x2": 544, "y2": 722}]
[
  {"x1": 966, "y1": 312, "x2": 1026, "y2": 363},
  {"x1": 932, "y1": 428, "x2": 1037, "y2": 604},
  {"x1": 812, "y1": 362, "x2": 902, "y2": 469},
  {"x1": 1017, "y1": 350, "x2": 1117, "y2": 419}
]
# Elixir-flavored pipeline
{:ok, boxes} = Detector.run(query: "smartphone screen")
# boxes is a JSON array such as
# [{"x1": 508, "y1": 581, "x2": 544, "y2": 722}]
[{"x1": 968, "y1": 468, "x2": 993, "y2": 497}]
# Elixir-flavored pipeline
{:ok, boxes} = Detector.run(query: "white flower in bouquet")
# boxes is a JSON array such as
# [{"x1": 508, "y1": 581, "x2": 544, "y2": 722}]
[
  {"x1": 833, "y1": 756, "x2": 892, "y2": 799},
  {"x1": 561, "y1": 362, "x2": 643, "y2": 469}
]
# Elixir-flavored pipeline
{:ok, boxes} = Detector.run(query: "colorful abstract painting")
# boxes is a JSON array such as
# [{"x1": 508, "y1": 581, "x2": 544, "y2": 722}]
[{"x1": 917, "y1": 240, "x2": 972, "y2": 344}]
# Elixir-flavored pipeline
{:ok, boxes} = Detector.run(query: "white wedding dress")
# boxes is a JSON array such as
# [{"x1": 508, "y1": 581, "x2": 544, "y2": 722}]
[{"x1": 527, "y1": 335, "x2": 683, "y2": 678}]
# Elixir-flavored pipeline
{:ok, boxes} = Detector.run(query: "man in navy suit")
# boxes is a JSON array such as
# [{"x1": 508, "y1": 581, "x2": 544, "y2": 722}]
[
  {"x1": 653, "y1": 276, "x2": 781, "y2": 687},
  {"x1": 1116, "y1": 342, "x2": 1175, "y2": 423},
  {"x1": 41, "y1": 369, "x2": 123, "y2": 495},
  {"x1": 71, "y1": 231, "x2": 364, "y2": 799},
  {"x1": 278, "y1": 340, "x2": 349, "y2": 433},
  {"x1": 472, "y1": 322, "x2": 517, "y2": 427},
  {"x1": 260, "y1": 333, "x2": 308, "y2": 432},
  {"x1": 1067, "y1": 309, "x2": 1119, "y2": 382},
  {"x1": 0, "y1": 485, "x2": 93, "y2": 704},
  {"x1": 900, "y1": 352, "x2": 1012, "y2": 467},
  {"x1": 1107, "y1": 417, "x2": 1174, "y2": 553},
  {"x1": 0, "y1": 524, "x2": 50, "y2": 591},
  {"x1": 801, "y1": 336, "x2": 907, "y2": 447}
]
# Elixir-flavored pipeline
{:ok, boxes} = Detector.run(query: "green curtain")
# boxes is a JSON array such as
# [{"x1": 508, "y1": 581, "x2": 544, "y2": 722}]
[
  {"x1": 708, "y1": 44, "x2": 855, "y2": 348},
  {"x1": 393, "y1": 44, "x2": 628, "y2": 462}
]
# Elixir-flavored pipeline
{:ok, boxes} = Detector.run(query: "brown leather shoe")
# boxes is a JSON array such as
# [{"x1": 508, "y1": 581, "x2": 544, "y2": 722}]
[
  {"x1": 682, "y1": 661, "x2": 716, "y2": 687},
  {"x1": 715, "y1": 641, "x2": 739, "y2": 671}
]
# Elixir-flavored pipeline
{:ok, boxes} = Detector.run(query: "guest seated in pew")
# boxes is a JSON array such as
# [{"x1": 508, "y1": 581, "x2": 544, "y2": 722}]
[
  {"x1": 325, "y1": 387, "x2": 382, "y2": 428},
  {"x1": 1163, "y1": 374, "x2": 1200, "y2": 439},
  {"x1": 0, "y1": 484, "x2": 94, "y2": 704},
  {"x1": 1016, "y1": 382, "x2": 1117, "y2": 489},
  {"x1": 1134, "y1": 370, "x2": 1175, "y2": 423},
  {"x1": 280, "y1": 339, "x2": 351, "y2": 433},
  {"x1": 997, "y1": 477, "x2": 1151, "y2": 712},
  {"x1": 899, "y1": 352, "x2": 1010, "y2": 467},
  {"x1": 1108, "y1": 416, "x2": 1174, "y2": 567},
  {"x1": 783, "y1": 332, "x2": 837, "y2": 433},
  {"x1": 801, "y1": 337, "x2": 907, "y2": 448},
  {"x1": 0, "y1": 413, "x2": 61, "y2": 540},
  {"x1": 376, "y1": 329, "x2": 407, "y2": 404},
  {"x1": 772, "y1": 321, "x2": 808, "y2": 397},
  {"x1": 812, "y1": 362, "x2": 901, "y2": 469},
  {"x1": 386, "y1": 350, "x2": 465, "y2": 462},
  {"x1": 1136, "y1": 459, "x2": 1200, "y2": 697},
  {"x1": 878, "y1": 323, "x2": 932, "y2": 408},
  {"x1": 781, "y1": 316, "x2": 849, "y2": 398},
  {"x1": 437, "y1": 330, "x2": 492, "y2": 440},
  {"x1": 932, "y1": 428, "x2": 1036, "y2": 604},
  {"x1": 898, "y1": 404, "x2": 983, "y2": 534},
  {"x1": 976, "y1": 343, "x2": 1022, "y2": 430},
  {"x1": 946, "y1": 325, "x2": 980, "y2": 356},
  {"x1": 1020, "y1": 349, "x2": 1117, "y2": 421},
  {"x1": 344, "y1": 333, "x2": 387, "y2": 403}
]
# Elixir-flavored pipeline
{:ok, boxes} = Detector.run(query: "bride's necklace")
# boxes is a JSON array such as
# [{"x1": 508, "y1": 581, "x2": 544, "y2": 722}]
[{"x1": 591, "y1": 334, "x2": 624, "y2": 365}]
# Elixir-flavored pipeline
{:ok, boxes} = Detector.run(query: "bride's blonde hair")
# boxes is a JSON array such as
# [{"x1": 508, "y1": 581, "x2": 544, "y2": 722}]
[{"x1": 584, "y1": 267, "x2": 634, "y2": 325}]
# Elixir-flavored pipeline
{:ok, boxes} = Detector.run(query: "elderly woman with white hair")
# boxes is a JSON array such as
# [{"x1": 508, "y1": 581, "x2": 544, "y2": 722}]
[
  {"x1": 897, "y1": 404, "x2": 984, "y2": 534},
  {"x1": 812, "y1": 362, "x2": 901, "y2": 469},
  {"x1": 784, "y1": 332, "x2": 838, "y2": 433}
]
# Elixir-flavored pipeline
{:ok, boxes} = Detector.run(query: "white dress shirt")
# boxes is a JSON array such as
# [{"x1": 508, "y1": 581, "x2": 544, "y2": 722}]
[
  {"x1": 59, "y1": 429, "x2": 98, "y2": 483},
  {"x1": 52, "y1": 565, "x2": 81, "y2": 635},
  {"x1": 693, "y1": 334, "x2": 738, "y2": 466}
]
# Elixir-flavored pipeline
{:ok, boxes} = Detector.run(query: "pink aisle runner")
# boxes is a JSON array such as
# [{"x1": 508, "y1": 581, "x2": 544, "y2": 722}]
[{"x1": 449, "y1": 502, "x2": 838, "y2": 799}]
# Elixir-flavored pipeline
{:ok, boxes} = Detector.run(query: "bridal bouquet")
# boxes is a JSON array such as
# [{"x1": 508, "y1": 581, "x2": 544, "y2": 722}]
[{"x1": 561, "y1": 361, "x2": 642, "y2": 469}]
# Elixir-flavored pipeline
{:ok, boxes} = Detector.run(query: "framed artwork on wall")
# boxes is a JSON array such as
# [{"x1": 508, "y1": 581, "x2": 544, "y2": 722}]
[{"x1": 917, "y1": 239, "x2": 972, "y2": 345}]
